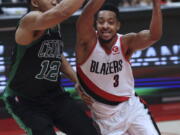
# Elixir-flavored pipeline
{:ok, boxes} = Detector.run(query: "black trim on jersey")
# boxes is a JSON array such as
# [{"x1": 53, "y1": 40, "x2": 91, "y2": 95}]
[
  {"x1": 148, "y1": 109, "x2": 161, "y2": 135},
  {"x1": 77, "y1": 73, "x2": 121, "y2": 106},
  {"x1": 138, "y1": 94, "x2": 161, "y2": 135}
]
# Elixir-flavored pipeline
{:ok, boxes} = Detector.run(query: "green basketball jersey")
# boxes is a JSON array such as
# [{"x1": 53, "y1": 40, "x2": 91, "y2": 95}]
[{"x1": 7, "y1": 25, "x2": 64, "y2": 98}]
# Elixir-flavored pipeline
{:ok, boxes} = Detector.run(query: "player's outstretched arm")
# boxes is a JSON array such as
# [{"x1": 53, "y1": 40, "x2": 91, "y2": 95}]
[
  {"x1": 123, "y1": 0, "x2": 162, "y2": 53},
  {"x1": 16, "y1": 0, "x2": 85, "y2": 45},
  {"x1": 76, "y1": 0, "x2": 106, "y2": 64},
  {"x1": 76, "y1": 0, "x2": 106, "y2": 47},
  {"x1": 21, "y1": 0, "x2": 85, "y2": 31}
]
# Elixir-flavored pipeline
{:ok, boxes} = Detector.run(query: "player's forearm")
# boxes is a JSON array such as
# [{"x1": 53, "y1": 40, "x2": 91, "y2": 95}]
[
  {"x1": 55, "y1": 0, "x2": 85, "y2": 19},
  {"x1": 63, "y1": 68, "x2": 78, "y2": 83},
  {"x1": 78, "y1": 0, "x2": 105, "y2": 24},
  {"x1": 31, "y1": 0, "x2": 85, "y2": 30},
  {"x1": 84, "y1": 0, "x2": 105, "y2": 15},
  {"x1": 149, "y1": 0, "x2": 162, "y2": 41},
  {"x1": 76, "y1": 0, "x2": 105, "y2": 40}
]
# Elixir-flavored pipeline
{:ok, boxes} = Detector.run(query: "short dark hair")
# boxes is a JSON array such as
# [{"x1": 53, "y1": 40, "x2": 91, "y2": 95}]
[{"x1": 96, "y1": 4, "x2": 121, "y2": 21}]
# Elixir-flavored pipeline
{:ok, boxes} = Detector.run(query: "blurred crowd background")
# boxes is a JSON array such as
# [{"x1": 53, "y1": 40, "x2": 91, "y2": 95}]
[
  {"x1": 104, "y1": 0, "x2": 180, "y2": 7},
  {"x1": 1, "y1": 0, "x2": 180, "y2": 7}
]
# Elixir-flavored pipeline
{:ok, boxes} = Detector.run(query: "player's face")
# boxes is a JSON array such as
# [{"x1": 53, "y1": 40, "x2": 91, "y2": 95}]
[
  {"x1": 36, "y1": 0, "x2": 59, "y2": 11},
  {"x1": 96, "y1": 10, "x2": 120, "y2": 42}
]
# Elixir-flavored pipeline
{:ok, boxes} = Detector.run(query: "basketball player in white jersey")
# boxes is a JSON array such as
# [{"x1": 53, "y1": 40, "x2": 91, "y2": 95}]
[{"x1": 75, "y1": 0, "x2": 162, "y2": 135}]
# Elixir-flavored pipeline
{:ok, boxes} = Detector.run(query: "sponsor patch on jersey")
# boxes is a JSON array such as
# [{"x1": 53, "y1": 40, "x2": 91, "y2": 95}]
[{"x1": 112, "y1": 46, "x2": 120, "y2": 55}]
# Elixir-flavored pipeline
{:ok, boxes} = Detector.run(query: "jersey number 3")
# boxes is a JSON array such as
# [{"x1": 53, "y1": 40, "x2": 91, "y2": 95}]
[{"x1": 113, "y1": 74, "x2": 119, "y2": 87}]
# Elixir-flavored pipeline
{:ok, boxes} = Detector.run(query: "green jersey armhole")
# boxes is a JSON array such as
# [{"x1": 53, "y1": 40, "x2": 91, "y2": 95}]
[{"x1": 16, "y1": 30, "x2": 47, "y2": 48}]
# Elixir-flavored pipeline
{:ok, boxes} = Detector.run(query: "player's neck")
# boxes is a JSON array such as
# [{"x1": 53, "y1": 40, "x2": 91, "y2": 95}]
[{"x1": 99, "y1": 34, "x2": 118, "y2": 50}]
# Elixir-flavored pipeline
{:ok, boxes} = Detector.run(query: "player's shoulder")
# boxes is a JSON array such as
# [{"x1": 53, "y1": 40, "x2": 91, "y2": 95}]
[
  {"x1": 18, "y1": 11, "x2": 42, "y2": 27},
  {"x1": 20, "y1": 11, "x2": 42, "y2": 22}
]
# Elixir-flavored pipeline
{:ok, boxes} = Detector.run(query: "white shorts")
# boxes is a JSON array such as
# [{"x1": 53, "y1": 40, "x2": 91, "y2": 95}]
[{"x1": 90, "y1": 96, "x2": 160, "y2": 135}]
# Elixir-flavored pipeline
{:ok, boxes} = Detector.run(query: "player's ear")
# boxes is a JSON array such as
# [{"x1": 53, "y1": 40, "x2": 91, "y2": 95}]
[{"x1": 31, "y1": 0, "x2": 38, "y2": 8}]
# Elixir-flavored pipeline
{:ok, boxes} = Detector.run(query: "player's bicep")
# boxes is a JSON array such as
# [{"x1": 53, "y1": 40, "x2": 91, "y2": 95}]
[
  {"x1": 127, "y1": 30, "x2": 156, "y2": 51},
  {"x1": 15, "y1": 16, "x2": 36, "y2": 45},
  {"x1": 20, "y1": 12, "x2": 44, "y2": 30}
]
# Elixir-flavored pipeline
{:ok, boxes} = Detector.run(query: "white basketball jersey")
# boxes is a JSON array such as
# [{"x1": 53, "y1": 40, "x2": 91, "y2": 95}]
[{"x1": 77, "y1": 34, "x2": 135, "y2": 105}]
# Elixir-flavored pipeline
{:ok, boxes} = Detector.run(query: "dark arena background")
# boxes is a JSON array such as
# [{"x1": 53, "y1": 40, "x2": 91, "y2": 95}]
[{"x1": 0, "y1": 1, "x2": 180, "y2": 135}]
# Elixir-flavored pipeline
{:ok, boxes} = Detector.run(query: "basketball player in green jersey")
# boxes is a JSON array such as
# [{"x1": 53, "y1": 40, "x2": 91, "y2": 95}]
[{"x1": 2, "y1": 0, "x2": 100, "y2": 135}]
